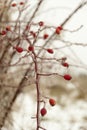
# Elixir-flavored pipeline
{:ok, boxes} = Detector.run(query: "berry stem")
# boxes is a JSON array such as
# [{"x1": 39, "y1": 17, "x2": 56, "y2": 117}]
[{"x1": 33, "y1": 52, "x2": 40, "y2": 130}]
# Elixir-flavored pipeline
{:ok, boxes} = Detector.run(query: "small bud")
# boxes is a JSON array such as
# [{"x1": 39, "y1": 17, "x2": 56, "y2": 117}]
[{"x1": 62, "y1": 57, "x2": 67, "y2": 61}]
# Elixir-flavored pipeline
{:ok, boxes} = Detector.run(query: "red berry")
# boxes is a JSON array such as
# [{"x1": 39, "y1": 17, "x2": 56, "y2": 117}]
[
  {"x1": 19, "y1": 2, "x2": 24, "y2": 5},
  {"x1": 28, "y1": 46, "x2": 34, "y2": 52},
  {"x1": 1, "y1": 30, "x2": 7, "y2": 35},
  {"x1": 11, "y1": 3, "x2": 17, "y2": 7},
  {"x1": 58, "y1": 26, "x2": 63, "y2": 30},
  {"x1": 6, "y1": 26, "x2": 11, "y2": 31},
  {"x1": 49, "y1": 98, "x2": 56, "y2": 106},
  {"x1": 64, "y1": 74, "x2": 72, "y2": 80},
  {"x1": 43, "y1": 34, "x2": 49, "y2": 39},
  {"x1": 47, "y1": 49, "x2": 54, "y2": 54},
  {"x1": 56, "y1": 26, "x2": 63, "y2": 34},
  {"x1": 40, "y1": 108, "x2": 47, "y2": 116},
  {"x1": 62, "y1": 62, "x2": 69, "y2": 68},
  {"x1": 56, "y1": 28, "x2": 60, "y2": 34},
  {"x1": 39, "y1": 21, "x2": 44, "y2": 26},
  {"x1": 15, "y1": 46, "x2": 23, "y2": 53}
]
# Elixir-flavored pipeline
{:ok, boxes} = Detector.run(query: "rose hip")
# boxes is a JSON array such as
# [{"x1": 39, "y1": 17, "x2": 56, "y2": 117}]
[
  {"x1": 49, "y1": 98, "x2": 56, "y2": 106},
  {"x1": 47, "y1": 49, "x2": 54, "y2": 54},
  {"x1": 64, "y1": 74, "x2": 72, "y2": 80},
  {"x1": 40, "y1": 108, "x2": 47, "y2": 116},
  {"x1": 28, "y1": 46, "x2": 34, "y2": 52},
  {"x1": 14, "y1": 46, "x2": 23, "y2": 53}
]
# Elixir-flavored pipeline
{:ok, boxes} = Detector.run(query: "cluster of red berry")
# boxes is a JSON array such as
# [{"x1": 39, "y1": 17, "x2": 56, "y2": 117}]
[
  {"x1": 40, "y1": 75, "x2": 72, "y2": 117},
  {"x1": 40, "y1": 98, "x2": 56, "y2": 116},
  {"x1": 14, "y1": 45, "x2": 34, "y2": 53},
  {"x1": 12, "y1": 21, "x2": 72, "y2": 108},
  {"x1": 13, "y1": 20, "x2": 72, "y2": 81}
]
